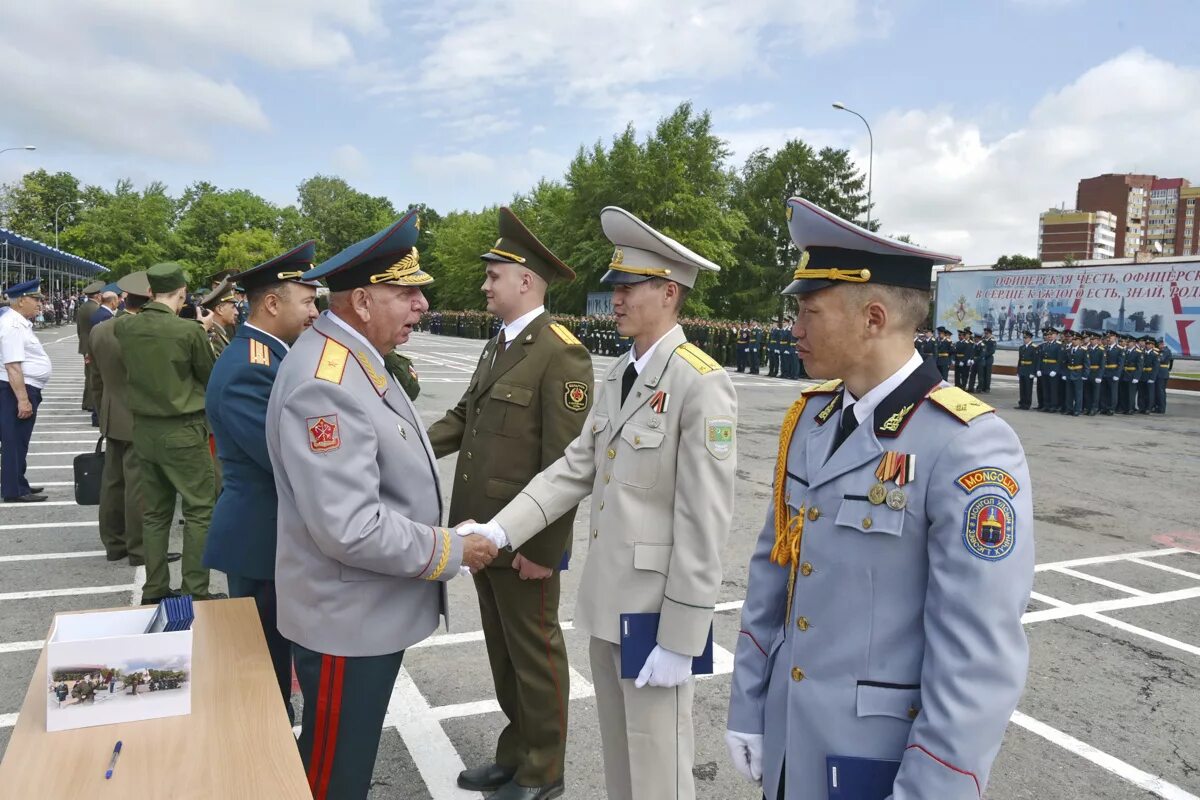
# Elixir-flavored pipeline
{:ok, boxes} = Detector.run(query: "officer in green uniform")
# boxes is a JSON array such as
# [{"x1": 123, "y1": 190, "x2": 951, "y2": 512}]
[
  {"x1": 199, "y1": 278, "x2": 239, "y2": 357},
  {"x1": 428, "y1": 207, "x2": 592, "y2": 800},
  {"x1": 384, "y1": 351, "x2": 421, "y2": 400},
  {"x1": 114, "y1": 263, "x2": 220, "y2": 605}
]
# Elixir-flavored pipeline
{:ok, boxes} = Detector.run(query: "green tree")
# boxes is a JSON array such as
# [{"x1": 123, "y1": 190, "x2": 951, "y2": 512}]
[
  {"x1": 722, "y1": 140, "x2": 870, "y2": 320},
  {"x1": 214, "y1": 228, "x2": 281, "y2": 273},
  {"x1": 173, "y1": 183, "x2": 279, "y2": 277},
  {"x1": 59, "y1": 180, "x2": 178, "y2": 278},
  {"x1": 993, "y1": 254, "x2": 1042, "y2": 270},
  {"x1": 297, "y1": 175, "x2": 397, "y2": 260},
  {"x1": 0, "y1": 169, "x2": 84, "y2": 241},
  {"x1": 424, "y1": 207, "x2": 500, "y2": 310}
]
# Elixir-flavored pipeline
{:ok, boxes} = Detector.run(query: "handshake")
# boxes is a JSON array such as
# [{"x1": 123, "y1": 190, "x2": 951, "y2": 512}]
[{"x1": 453, "y1": 520, "x2": 548, "y2": 579}]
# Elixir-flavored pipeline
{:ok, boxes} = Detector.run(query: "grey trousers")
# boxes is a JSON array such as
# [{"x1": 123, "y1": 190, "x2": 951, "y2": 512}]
[{"x1": 589, "y1": 636, "x2": 695, "y2": 800}]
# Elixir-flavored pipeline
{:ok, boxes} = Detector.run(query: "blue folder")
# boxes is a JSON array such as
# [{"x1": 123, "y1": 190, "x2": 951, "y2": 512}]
[
  {"x1": 826, "y1": 755, "x2": 901, "y2": 799},
  {"x1": 618, "y1": 613, "x2": 713, "y2": 680}
]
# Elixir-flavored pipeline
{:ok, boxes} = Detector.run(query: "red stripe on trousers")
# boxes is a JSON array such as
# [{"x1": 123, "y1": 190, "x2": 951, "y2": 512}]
[
  {"x1": 307, "y1": 654, "x2": 333, "y2": 793},
  {"x1": 539, "y1": 580, "x2": 566, "y2": 781},
  {"x1": 315, "y1": 656, "x2": 347, "y2": 800}
]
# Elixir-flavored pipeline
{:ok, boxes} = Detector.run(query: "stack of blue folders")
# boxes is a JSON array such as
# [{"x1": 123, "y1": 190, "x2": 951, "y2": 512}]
[{"x1": 144, "y1": 595, "x2": 195, "y2": 634}]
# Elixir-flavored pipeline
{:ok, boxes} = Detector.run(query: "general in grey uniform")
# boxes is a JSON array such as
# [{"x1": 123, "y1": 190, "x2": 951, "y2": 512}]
[
  {"x1": 726, "y1": 197, "x2": 1034, "y2": 800},
  {"x1": 462, "y1": 207, "x2": 738, "y2": 800},
  {"x1": 266, "y1": 211, "x2": 498, "y2": 800}
]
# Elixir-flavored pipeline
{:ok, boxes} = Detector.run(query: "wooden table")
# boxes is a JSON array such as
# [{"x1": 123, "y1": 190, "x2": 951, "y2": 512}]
[{"x1": 0, "y1": 598, "x2": 310, "y2": 799}]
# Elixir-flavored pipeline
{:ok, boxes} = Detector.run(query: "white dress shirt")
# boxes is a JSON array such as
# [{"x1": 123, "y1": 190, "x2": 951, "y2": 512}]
[
  {"x1": 494, "y1": 305, "x2": 545, "y2": 364},
  {"x1": 630, "y1": 324, "x2": 682, "y2": 374},
  {"x1": 0, "y1": 311, "x2": 52, "y2": 389},
  {"x1": 843, "y1": 350, "x2": 924, "y2": 427}
]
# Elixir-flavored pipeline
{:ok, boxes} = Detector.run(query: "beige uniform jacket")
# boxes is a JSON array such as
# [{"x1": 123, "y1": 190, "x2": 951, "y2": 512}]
[{"x1": 494, "y1": 325, "x2": 737, "y2": 656}]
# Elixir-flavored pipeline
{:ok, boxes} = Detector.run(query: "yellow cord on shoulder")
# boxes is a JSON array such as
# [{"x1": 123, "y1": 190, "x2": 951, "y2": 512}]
[{"x1": 770, "y1": 395, "x2": 810, "y2": 568}]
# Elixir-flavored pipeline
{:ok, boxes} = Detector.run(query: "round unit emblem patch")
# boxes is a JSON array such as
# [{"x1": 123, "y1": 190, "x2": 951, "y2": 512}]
[{"x1": 962, "y1": 494, "x2": 1015, "y2": 561}]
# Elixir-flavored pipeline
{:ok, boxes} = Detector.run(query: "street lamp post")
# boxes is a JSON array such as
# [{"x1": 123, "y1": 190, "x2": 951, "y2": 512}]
[
  {"x1": 0, "y1": 145, "x2": 37, "y2": 156},
  {"x1": 55, "y1": 200, "x2": 84, "y2": 249},
  {"x1": 832, "y1": 102, "x2": 873, "y2": 229}
]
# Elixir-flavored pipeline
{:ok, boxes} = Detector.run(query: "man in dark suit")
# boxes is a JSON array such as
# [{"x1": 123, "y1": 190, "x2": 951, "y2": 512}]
[
  {"x1": 1015, "y1": 330, "x2": 1037, "y2": 409},
  {"x1": 428, "y1": 208, "x2": 593, "y2": 800},
  {"x1": 202, "y1": 242, "x2": 320, "y2": 724}
]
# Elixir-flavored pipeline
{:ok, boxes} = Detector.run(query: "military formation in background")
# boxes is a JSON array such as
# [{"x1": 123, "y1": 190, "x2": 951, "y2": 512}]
[{"x1": 421, "y1": 311, "x2": 808, "y2": 379}]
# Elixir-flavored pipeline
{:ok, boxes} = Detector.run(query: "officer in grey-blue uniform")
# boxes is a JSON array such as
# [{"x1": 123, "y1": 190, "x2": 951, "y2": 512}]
[
  {"x1": 726, "y1": 197, "x2": 1034, "y2": 800},
  {"x1": 202, "y1": 240, "x2": 321, "y2": 724}
]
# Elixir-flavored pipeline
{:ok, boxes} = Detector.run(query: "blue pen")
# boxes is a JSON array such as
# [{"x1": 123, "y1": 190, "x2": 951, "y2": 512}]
[{"x1": 104, "y1": 740, "x2": 122, "y2": 779}]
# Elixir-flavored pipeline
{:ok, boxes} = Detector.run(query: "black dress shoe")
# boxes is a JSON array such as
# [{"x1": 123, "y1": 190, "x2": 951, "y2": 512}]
[
  {"x1": 140, "y1": 590, "x2": 181, "y2": 606},
  {"x1": 29, "y1": 487, "x2": 43, "y2": 494},
  {"x1": 4, "y1": 494, "x2": 46, "y2": 502},
  {"x1": 458, "y1": 763, "x2": 518, "y2": 792},
  {"x1": 106, "y1": 551, "x2": 128, "y2": 562},
  {"x1": 487, "y1": 779, "x2": 565, "y2": 800}
]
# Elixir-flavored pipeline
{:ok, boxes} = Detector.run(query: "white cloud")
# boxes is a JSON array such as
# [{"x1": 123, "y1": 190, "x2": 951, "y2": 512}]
[
  {"x1": 842, "y1": 49, "x2": 1200, "y2": 264},
  {"x1": 722, "y1": 102, "x2": 776, "y2": 123},
  {"x1": 331, "y1": 144, "x2": 368, "y2": 177},
  {"x1": 410, "y1": 148, "x2": 572, "y2": 212},
  {"x1": 369, "y1": 0, "x2": 889, "y2": 131},
  {"x1": 0, "y1": 0, "x2": 372, "y2": 161}
]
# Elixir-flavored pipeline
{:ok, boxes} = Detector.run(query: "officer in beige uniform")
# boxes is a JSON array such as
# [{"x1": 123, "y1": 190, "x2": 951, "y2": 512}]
[
  {"x1": 428, "y1": 207, "x2": 592, "y2": 800},
  {"x1": 461, "y1": 206, "x2": 738, "y2": 800}
]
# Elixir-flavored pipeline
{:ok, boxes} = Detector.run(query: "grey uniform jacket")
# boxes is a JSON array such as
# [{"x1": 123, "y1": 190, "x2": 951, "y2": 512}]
[
  {"x1": 728, "y1": 358, "x2": 1033, "y2": 799},
  {"x1": 266, "y1": 313, "x2": 462, "y2": 657},
  {"x1": 494, "y1": 325, "x2": 737, "y2": 656}
]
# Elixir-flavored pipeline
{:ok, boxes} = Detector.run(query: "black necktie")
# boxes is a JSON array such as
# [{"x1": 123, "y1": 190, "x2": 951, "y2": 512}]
[
  {"x1": 497, "y1": 329, "x2": 508, "y2": 353},
  {"x1": 621, "y1": 362, "x2": 637, "y2": 405},
  {"x1": 833, "y1": 404, "x2": 859, "y2": 451}
]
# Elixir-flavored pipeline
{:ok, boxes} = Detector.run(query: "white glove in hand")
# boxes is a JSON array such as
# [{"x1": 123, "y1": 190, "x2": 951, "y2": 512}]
[
  {"x1": 457, "y1": 520, "x2": 510, "y2": 549},
  {"x1": 725, "y1": 730, "x2": 764, "y2": 783},
  {"x1": 1037, "y1": 370, "x2": 1042, "y2": 377},
  {"x1": 634, "y1": 645, "x2": 693, "y2": 688},
  {"x1": 1050, "y1": 371, "x2": 1056, "y2": 377},
  {"x1": 1133, "y1": 378, "x2": 1139, "y2": 384},
  {"x1": 1095, "y1": 378, "x2": 1101, "y2": 383}
]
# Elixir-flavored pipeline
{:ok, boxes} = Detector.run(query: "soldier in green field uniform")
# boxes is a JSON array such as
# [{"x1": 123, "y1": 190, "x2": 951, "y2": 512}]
[
  {"x1": 428, "y1": 208, "x2": 592, "y2": 800},
  {"x1": 114, "y1": 262, "x2": 221, "y2": 605},
  {"x1": 384, "y1": 351, "x2": 421, "y2": 400}
]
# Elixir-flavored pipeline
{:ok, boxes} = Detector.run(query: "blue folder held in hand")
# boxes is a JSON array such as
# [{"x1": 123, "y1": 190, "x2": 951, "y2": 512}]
[
  {"x1": 826, "y1": 755, "x2": 901, "y2": 799},
  {"x1": 618, "y1": 613, "x2": 713, "y2": 680}
]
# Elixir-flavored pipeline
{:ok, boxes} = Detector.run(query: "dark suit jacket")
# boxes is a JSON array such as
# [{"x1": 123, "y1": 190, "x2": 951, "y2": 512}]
[{"x1": 427, "y1": 312, "x2": 593, "y2": 568}]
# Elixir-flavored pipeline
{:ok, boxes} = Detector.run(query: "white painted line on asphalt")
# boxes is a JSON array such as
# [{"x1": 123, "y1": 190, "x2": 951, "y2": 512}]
[
  {"x1": 0, "y1": 640, "x2": 41, "y2": 654},
  {"x1": 1010, "y1": 710, "x2": 1200, "y2": 800},
  {"x1": 715, "y1": 600, "x2": 744, "y2": 613},
  {"x1": 1130, "y1": 557, "x2": 1200, "y2": 582},
  {"x1": 0, "y1": 713, "x2": 16, "y2": 728},
  {"x1": 27, "y1": 450, "x2": 90, "y2": 455},
  {"x1": 1023, "y1": 586, "x2": 1200, "y2": 623},
  {"x1": 25, "y1": 465, "x2": 75, "y2": 470},
  {"x1": 0, "y1": 550, "x2": 105, "y2": 563},
  {"x1": 0, "y1": 501, "x2": 78, "y2": 509},
  {"x1": 1086, "y1": 613, "x2": 1200, "y2": 659},
  {"x1": 130, "y1": 564, "x2": 146, "y2": 606},
  {"x1": 1034, "y1": 548, "x2": 1185, "y2": 572},
  {"x1": 1049, "y1": 566, "x2": 1150, "y2": 597},
  {"x1": 0, "y1": 583, "x2": 135, "y2": 601},
  {"x1": 385, "y1": 668, "x2": 477, "y2": 800},
  {"x1": 0, "y1": 521, "x2": 96, "y2": 531}
]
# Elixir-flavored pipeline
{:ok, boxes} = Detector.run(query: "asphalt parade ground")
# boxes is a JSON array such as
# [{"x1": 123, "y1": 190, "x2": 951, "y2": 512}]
[{"x1": 1, "y1": 328, "x2": 1199, "y2": 800}]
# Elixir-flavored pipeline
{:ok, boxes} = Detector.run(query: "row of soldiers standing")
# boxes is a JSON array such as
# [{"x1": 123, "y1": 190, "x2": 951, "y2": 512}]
[
  {"x1": 1014, "y1": 328, "x2": 1172, "y2": 415},
  {"x1": 916, "y1": 327, "x2": 997, "y2": 392}
]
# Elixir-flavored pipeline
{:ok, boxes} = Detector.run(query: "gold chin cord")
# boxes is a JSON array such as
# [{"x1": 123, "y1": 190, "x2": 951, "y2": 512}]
[
  {"x1": 791, "y1": 265, "x2": 872, "y2": 283},
  {"x1": 769, "y1": 395, "x2": 811, "y2": 624}
]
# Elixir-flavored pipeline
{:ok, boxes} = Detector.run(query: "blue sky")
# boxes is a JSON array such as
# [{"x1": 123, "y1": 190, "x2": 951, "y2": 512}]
[{"x1": 3, "y1": 0, "x2": 1198, "y2": 263}]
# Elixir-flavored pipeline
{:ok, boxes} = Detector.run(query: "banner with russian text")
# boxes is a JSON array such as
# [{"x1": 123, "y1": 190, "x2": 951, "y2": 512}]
[{"x1": 934, "y1": 262, "x2": 1200, "y2": 356}]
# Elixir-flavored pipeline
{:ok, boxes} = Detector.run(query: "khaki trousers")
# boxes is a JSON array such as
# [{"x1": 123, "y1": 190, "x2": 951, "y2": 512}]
[
  {"x1": 588, "y1": 636, "x2": 695, "y2": 800},
  {"x1": 98, "y1": 437, "x2": 143, "y2": 562}
]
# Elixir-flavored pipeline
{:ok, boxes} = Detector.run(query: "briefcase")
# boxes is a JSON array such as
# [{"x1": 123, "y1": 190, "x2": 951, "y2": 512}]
[{"x1": 73, "y1": 437, "x2": 105, "y2": 506}]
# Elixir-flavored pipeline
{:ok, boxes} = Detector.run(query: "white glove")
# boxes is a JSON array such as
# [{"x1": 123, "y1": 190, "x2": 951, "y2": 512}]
[
  {"x1": 634, "y1": 645, "x2": 693, "y2": 688},
  {"x1": 1133, "y1": 379, "x2": 1139, "y2": 384},
  {"x1": 967, "y1": 359, "x2": 974, "y2": 365},
  {"x1": 1112, "y1": 376, "x2": 1118, "y2": 381},
  {"x1": 725, "y1": 730, "x2": 764, "y2": 783},
  {"x1": 1095, "y1": 378, "x2": 1101, "y2": 384},
  {"x1": 456, "y1": 519, "x2": 510, "y2": 549},
  {"x1": 1036, "y1": 370, "x2": 1042, "y2": 377},
  {"x1": 1049, "y1": 371, "x2": 1056, "y2": 377}
]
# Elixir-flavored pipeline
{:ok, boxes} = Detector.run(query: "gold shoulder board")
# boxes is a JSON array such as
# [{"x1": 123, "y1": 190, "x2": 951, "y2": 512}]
[
  {"x1": 674, "y1": 342, "x2": 720, "y2": 374},
  {"x1": 801, "y1": 378, "x2": 844, "y2": 395},
  {"x1": 927, "y1": 386, "x2": 994, "y2": 424},
  {"x1": 549, "y1": 323, "x2": 582, "y2": 346},
  {"x1": 248, "y1": 340, "x2": 271, "y2": 367},
  {"x1": 315, "y1": 338, "x2": 349, "y2": 384}
]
